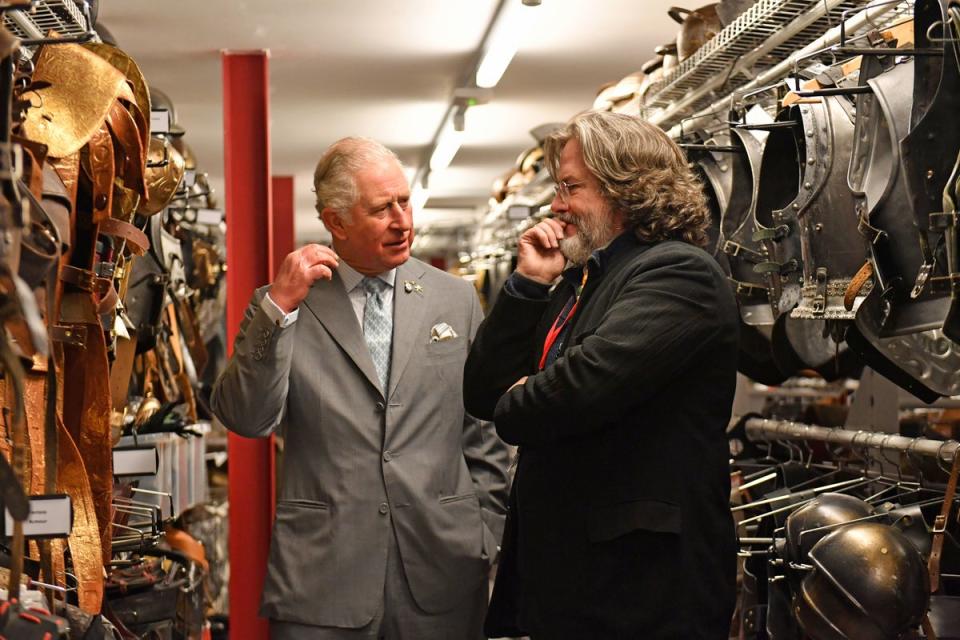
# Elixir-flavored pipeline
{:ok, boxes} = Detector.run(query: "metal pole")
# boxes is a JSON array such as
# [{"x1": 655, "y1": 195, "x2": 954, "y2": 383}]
[
  {"x1": 745, "y1": 418, "x2": 960, "y2": 460},
  {"x1": 664, "y1": 0, "x2": 904, "y2": 136},
  {"x1": 270, "y1": 176, "x2": 295, "y2": 279},
  {"x1": 223, "y1": 50, "x2": 274, "y2": 640}
]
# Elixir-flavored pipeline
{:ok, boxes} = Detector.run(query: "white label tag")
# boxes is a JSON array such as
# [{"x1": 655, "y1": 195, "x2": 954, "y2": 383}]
[
  {"x1": 183, "y1": 169, "x2": 197, "y2": 188},
  {"x1": 151, "y1": 109, "x2": 170, "y2": 134},
  {"x1": 4, "y1": 495, "x2": 73, "y2": 539},
  {"x1": 113, "y1": 446, "x2": 159, "y2": 477},
  {"x1": 196, "y1": 208, "x2": 223, "y2": 226}
]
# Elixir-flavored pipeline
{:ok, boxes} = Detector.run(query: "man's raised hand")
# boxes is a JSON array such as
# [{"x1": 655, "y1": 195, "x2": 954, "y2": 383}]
[
  {"x1": 270, "y1": 244, "x2": 340, "y2": 312},
  {"x1": 516, "y1": 218, "x2": 567, "y2": 284}
]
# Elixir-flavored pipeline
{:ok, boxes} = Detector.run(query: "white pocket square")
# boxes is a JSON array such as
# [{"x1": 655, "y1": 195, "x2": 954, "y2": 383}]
[{"x1": 430, "y1": 322, "x2": 458, "y2": 342}]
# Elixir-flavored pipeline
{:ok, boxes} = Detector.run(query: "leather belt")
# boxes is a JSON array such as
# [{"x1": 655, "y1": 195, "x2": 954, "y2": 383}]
[
  {"x1": 59, "y1": 265, "x2": 97, "y2": 292},
  {"x1": 928, "y1": 448, "x2": 960, "y2": 593},
  {"x1": 99, "y1": 217, "x2": 149, "y2": 256},
  {"x1": 105, "y1": 101, "x2": 147, "y2": 201}
]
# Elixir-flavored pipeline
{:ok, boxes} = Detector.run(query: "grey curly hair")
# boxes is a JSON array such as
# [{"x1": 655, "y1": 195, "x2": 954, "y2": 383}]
[
  {"x1": 543, "y1": 111, "x2": 709, "y2": 247},
  {"x1": 313, "y1": 137, "x2": 400, "y2": 222}
]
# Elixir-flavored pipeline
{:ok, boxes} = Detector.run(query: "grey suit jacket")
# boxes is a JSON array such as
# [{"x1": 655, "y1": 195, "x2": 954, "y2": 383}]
[{"x1": 211, "y1": 258, "x2": 511, "y2": 628}]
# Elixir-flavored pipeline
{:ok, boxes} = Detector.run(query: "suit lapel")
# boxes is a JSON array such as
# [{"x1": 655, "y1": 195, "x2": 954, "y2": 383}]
[
  {"x1": 388, "y1": 260, "x2": 427, "y2": 398},
  {"x1": 301, "y1": 270, "x2": 382, "y2": 395}
]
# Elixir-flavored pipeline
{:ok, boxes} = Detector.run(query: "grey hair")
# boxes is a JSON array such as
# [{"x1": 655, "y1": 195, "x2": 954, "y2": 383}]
[
  {"x1": 543, "y1": 111, "x2": 709, "y2": 247},
  {"x1": 313, "y1": 137, "x2": 400, "y2": 222}
]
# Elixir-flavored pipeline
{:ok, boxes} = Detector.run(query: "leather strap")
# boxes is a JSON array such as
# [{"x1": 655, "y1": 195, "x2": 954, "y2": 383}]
[
  {"x1": 50, "y1": 324, "x2": 87, "y2": 346},
  {"x1": 844, "y1": 261, "x2": 874, "y2": 311},
  {"x1": 109, "y1": 336, "x2": 138, "y2": 414},
  {"x1": 85, "y1": 124, "x2": 115, "y2": 225},
  {"x1": 95, "y1": 280, "x2": 119, "y2": 315},
  {"x1": 929, "y1": 447, "x2": 960, "y2": 593},
  {"x1": 922, "y1": 613, "x2": 938, "y2": 640},
  {"x1": 0, "y1": 338, "x2": 30, "y2": 600},
  {"x1": 165, "y1": 303, "x2": 198, "y2": 421},
  {"x1": 98, "y1": 217, "x2": 149, "y2": 256},
  {"x1": 62, "y1": 326, "x2": 114, "y2": 566},
  {"x1": 23, "y1": 369, "x2": 48, "y2": 495},
  {"x1": 49, "y1": 153, "x2": 80, "y2": 213},
  {"x1": 59, "y1": 265, "x2": 97, "y2": 292},
  {"x1": 57, "y1": 414, "x2": 104, "y2": 614},
  {"x1": 163, "y1": 524, "x2": 209, "y2": 571},
  {"x1": 104, "y1": 100, "x2": 146, "y2": 201},
  {"x1": 13, "y1": 135, "x2": 49, "y2": 200}
]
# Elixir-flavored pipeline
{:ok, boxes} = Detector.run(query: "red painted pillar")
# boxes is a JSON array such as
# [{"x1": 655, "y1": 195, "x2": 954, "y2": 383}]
[
  {"x1": 270, "y1": 176, "x2": 295, "y2": 277},
  {"x1": 222, "y1": 50, "x2": 274, "y2": 640}
]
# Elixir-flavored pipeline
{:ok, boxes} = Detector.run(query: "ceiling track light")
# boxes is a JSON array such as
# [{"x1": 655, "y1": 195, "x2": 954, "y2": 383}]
[
  {"x1": 414, "y1": 0, "x2": 539, "y2": 202},
  {"x1": 429, "y1": 114, "x2": 465, "y2": 171}
]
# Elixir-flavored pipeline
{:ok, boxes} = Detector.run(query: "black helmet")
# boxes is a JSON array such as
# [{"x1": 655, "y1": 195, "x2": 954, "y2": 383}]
[
  {"x1": 785, "y1": 493, "x2": 873, "y2": 564},
  {"x1": 796, "y1": 522, "x2": 929, "y2": 640}
]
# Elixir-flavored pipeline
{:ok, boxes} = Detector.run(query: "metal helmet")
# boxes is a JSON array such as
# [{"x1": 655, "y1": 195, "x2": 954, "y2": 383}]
[
  {"x1": 149, "y1": 87, "x2": 186, "y2": 137},
  {"x1": 670, "y1": 4, "x2": 723, "y2": 61},
  {"x1": 796, "y1": 522, "x2": 930, "y2": 640},
  {"x1": 138, "y1": 137, "x2": 186, "y2": 216},
  {"x1": 785, "y1": 493, "x2": 873, "y2": 564}
]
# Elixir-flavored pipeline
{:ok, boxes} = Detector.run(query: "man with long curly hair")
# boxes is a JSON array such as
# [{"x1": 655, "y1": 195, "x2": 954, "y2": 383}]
[{"x1": 464, "y1": 111, "x2": 739, "y2": 639}]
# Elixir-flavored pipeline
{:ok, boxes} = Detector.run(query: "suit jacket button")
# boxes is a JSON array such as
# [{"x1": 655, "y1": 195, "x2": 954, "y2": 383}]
[
  {"x1": 376, "y1": 402, "x2": 386, "y2": 412},
  {"x1": 382, "y1": 451, "x2": 392, "y2": 462},
  {"x1": 378, "y1": 502, "x2": 389, "y2": 515}
]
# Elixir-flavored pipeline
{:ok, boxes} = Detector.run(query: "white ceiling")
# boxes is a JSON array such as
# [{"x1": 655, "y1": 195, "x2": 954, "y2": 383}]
[{"x1": 97, "y1": 0, "x2": 682, "y2": 245}]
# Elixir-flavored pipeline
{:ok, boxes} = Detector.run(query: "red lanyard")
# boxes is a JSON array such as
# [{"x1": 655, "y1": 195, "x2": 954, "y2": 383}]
[{"x1": 538, "y1": 268, "x2": 589, "y2": 371}]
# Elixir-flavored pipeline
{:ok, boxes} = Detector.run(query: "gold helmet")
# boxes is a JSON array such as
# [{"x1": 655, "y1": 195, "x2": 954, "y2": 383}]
[{"x1": 137, "y1": 137, "x2": 185, "y2": 216}]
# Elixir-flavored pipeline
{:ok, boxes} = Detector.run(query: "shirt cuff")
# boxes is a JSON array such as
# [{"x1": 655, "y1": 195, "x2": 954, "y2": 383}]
[
  {"x1": 262, "y1": 292, "x2": 299, "y2": 328},
  {"x1": 505, "y1": 272, "x2": 552, "y2": 300}
]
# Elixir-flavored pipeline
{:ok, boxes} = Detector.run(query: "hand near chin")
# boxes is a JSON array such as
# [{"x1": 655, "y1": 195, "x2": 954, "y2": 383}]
[
  {"x1": 270, "y1": 244, "x2": 340, "y2": 312},
  {"x1": 516, "y1": 218, "x2": 568, "y2": 284}
]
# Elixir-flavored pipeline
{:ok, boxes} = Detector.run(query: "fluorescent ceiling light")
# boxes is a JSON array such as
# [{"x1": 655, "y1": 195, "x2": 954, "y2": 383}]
[
  {"x1": 412, "y1": 182, "x2": 430, "y2": 211},
  {"x1": 476, "y1": 2, "x2": 533, "y2": 88},
  {"x1": 429, "y1": 119, "x2": 464, "y2": 171}
]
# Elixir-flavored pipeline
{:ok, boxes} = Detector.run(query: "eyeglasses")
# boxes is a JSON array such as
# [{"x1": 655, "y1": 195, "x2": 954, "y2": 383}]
[{"x1": 553, "y1": 180, "x2": 585, "y2": 205}]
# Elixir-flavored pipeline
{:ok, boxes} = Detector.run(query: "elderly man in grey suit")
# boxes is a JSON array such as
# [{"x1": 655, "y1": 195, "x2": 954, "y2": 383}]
[{"x1": 211, "y1": 137, "x2": 511, "y2": 639}]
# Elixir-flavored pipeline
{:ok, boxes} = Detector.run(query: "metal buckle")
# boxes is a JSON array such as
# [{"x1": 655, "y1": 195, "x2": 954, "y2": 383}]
[
  {"x1": 813, "y1": 267, "x2": 828, "y2": 316},
  {"x1": 933, "y1": 514, "x2": 948, "y2": 534},
  {"x1": 930, "y1": 210, "x2": 959, "y2": 230},
  {"x1": 723, "y1": 240, "x2": 764, "y2": 263},
  {"x1": 911, "y1": 262, "x2": 935, "y2": 299},
  {"x1": 752, "y1": 224, "x2": 790, "y2": 242}
]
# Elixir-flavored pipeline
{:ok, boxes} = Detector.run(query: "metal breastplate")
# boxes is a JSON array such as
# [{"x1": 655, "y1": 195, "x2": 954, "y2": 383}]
[
  {"x1": 689, "y1": 131, "x2": 735, "y2": 266},
  {"x1": 722, "y1": 126, "x2": 775, "y2": 326},
  {"x1": 752, "y1": 99, "x2": 862, "y2": 378},
  {"x1": 787, "y1": 95, "x2": 866, "y2": 320},
  {"x1": 753, "y1": 108, "x2": 804, "y2": 318},
  {"x1": 847, "y1": 15, "x2": 960, "y2": 398}
]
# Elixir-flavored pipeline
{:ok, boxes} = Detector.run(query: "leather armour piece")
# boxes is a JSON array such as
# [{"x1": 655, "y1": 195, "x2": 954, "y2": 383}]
[
  {"x1": 22, "y1": 43, "x2": 128, "y2": 158},
  {"x1": 57, "y1": 413, "x2": 105, "y2": 614},
  {"x1": 62, "y1": 324, "x2": 113, "y2": 566}
]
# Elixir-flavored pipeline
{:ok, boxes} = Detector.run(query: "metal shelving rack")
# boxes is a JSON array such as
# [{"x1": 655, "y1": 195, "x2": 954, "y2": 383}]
[
  {"x1": 3, "y1": 0, "x2": 87, "y2": 38},
  {"x1": 2, "y1": 0, "x2": 93, "y2": 54},
  {"x1": 641, "y1": 0, "x2": 906, "y2": 129}
]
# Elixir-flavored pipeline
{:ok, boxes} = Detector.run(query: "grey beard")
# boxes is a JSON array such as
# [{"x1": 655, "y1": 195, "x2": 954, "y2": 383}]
[
  {"x1": 559, "y1": 219, "x2": 618, "y2": 266},
  {"x1": 559, "y1": 235, "x2": 592, "y2": 266}
]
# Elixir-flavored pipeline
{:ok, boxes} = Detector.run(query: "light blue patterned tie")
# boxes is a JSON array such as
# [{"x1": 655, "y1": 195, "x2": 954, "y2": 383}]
[{"x1": 361, "y1": 276, "x2": 392, "y2": 391}]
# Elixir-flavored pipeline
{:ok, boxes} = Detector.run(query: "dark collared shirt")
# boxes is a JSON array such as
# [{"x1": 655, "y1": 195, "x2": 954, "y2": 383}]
[{"x1": 505, "y1": 230, "x2": 636, "y2": 367}]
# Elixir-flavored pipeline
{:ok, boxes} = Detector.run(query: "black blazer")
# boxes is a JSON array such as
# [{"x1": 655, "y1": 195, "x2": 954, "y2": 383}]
[{"x1": 464, "y1": 235, "x2": 739, "y2": 639}]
